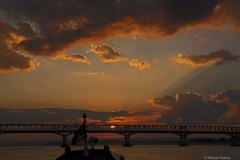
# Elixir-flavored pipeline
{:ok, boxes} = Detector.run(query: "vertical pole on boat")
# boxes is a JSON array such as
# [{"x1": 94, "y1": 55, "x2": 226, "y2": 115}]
[
  {"x1": 62, "y1": 134, "x2": 68, "y2": 147},
  {"x1": 83, "y1": 114, "x2": 89, "y2": 158}
]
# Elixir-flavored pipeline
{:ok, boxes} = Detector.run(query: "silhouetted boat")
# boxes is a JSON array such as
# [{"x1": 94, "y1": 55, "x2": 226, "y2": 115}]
[
  {"x1": 56, "y1": 114, "x2": 125, "y2": 160},
  {"x1": 56, "y1": 145, "x2": 125, "y2": 160}
]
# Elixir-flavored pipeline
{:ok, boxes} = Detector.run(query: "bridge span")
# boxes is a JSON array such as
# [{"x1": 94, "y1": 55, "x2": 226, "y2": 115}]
[{"x1": 0, "y1": 124, "x2": 240, "y2": 146}]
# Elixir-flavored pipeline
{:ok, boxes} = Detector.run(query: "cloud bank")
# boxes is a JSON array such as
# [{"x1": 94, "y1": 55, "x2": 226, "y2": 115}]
[
  {"x1": 0, "y1": 108, "x2": 157, "y2": 124},
  {"x1": 149, "y1": 90, "x2": 240, "y2": 125},
  {"x1": 1, "y1": 0, "x2": 240, "y2": 72},
  {"x1": 0, "y1": 90, "x2": 239, "y2": 125},
  {"x1": 0, "y1": 0, "x2": 225, "y2": 72}
]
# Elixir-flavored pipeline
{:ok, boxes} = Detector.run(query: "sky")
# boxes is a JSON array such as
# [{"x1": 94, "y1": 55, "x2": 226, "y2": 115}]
[{"x1": 0, "y1": 0, "x2": 240, "y2": 125}]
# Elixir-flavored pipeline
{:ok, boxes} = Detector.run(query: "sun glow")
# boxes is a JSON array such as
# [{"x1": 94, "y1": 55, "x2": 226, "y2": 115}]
[{"x1": 110, "y1": 125, "x2": 116, "y2": 129}]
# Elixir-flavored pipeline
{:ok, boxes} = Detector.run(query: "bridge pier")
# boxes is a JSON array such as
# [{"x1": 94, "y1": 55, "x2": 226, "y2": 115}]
[
  {"x1": 178, "y1": 133, "x2": 188, "y2": 146},
  {"x1": 122, "y1": 134, "x2": 133, "y2": 147},
  {"x1": 230, "y1": 135, "x2": 240, "y2": 146}
]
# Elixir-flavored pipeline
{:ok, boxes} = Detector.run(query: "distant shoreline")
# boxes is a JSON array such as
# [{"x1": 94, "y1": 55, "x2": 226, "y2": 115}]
[{"x1": 0, "y1": 138, "x2": 231, "y2": 147}]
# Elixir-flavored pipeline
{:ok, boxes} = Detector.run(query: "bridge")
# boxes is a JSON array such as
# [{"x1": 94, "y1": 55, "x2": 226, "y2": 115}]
[{"x1": 0, "y1": 124, "x2": 240, "y2": 146}]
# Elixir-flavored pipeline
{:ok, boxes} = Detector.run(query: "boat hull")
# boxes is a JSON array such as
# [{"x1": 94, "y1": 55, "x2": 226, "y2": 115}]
[{"x1": 56, "y1": 146, "x2": 125, "y2": 160}]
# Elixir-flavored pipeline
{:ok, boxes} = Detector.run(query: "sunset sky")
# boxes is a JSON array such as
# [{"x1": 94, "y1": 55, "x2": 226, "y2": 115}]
[{"x1": 0, "y1": 0, "x2": 240, "y2": 125}]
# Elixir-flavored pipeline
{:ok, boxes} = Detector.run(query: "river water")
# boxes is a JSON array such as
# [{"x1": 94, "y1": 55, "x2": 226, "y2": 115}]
[{"x1": 0, "y1": 145, "x2": 238, "y2": 160}]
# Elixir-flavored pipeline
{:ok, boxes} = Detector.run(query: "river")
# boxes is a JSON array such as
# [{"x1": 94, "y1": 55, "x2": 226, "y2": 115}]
[{"x1": 0, "y1": 145, "x2": 238, "y2": 160}]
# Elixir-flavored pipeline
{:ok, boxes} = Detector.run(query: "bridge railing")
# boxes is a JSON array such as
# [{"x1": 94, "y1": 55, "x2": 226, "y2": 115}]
[
  {"x1": 0, "y1": 124, "x2": 78, "y2": 133},
  {"x1": 0, "y1": 124, "x2": 240, "y2": 134},
  {"x1": 87, "y1": 125, "x2": 240, "y2": 134}
]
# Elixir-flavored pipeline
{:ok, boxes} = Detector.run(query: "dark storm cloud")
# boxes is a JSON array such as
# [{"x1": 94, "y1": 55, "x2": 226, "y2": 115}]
[
  {"x1": 15, "y1": 21, "x2": 38, "y2": 39},
  {"x1": 211, "y1": 90, "x2": 240, "y2": 122},
  {"x1": 214, "y1": 90, "x2": 240, "y2": 103},
  {"x1": 176, "y1": 49, "x2": 240, "y2": 67},
  {"x1": 150, "y1": 90, "x2": 240, "y2": 125},
  {"x1": 0, "y1": 0, "x2": 221, "y2": 57}
]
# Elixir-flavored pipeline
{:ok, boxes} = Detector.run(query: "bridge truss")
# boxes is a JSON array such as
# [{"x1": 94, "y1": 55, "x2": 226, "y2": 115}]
[{"x1": 0, "y1": 124, "x2": 240, "y2": 146}]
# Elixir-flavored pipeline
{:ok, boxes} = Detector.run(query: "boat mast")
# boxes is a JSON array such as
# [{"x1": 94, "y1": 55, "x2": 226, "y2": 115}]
[{"x1": 83, "y1": 113, "x2": 89, "y2": 158}]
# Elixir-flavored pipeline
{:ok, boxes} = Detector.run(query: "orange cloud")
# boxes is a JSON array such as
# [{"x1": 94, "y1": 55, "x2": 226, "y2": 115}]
[
  {"x1": 90, "y1": 44, "x2": 151, "y2": 71},
  {"x1": 90, "y1": 44, "x2": 128, "y2": 63},
  {"x1": 175, "y1": 49, "x2": 239, "y2": 67},
  {"x1": 129, "y1": 59, "x2": 150, "y2": 71},
  {"x1": 0, "y1": 21, "x2": 38, "y2": 73},
  {"x1": 106, "y1": 114, "x2": 161, "y2": 125},
  {"x1": 54, "y1": 53, "x2": 90, "y2": 64},
  {"x1": 76, "y1": 71, "x2": 115, "y2": 77},
  {"x1": 0, "y1": 52, "x2": 38, "y2": 73}
]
